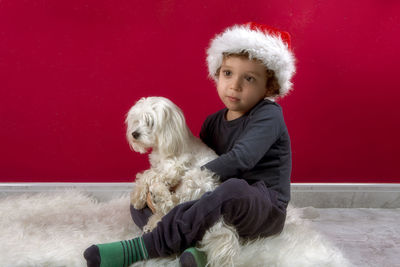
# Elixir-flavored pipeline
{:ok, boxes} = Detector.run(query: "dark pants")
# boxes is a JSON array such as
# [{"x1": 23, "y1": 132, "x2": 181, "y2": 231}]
[{"x1": 130, "y1": 178, "x2": 287, "y2": 258}]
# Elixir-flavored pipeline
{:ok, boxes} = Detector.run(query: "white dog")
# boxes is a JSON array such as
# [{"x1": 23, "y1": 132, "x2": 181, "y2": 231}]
[{"x1": 125, "y1": 96, "x2": 240, "y2": 267}]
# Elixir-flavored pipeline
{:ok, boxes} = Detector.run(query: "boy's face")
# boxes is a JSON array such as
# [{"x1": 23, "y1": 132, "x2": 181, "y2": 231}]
[{"x1": 217, "y1": 56, "x2": 268, "y2": 120}]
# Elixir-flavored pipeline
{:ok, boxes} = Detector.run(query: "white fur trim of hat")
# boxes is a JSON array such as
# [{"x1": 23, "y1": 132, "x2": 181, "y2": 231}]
[{"x1": 206, "y1": 22, "x2": 296, "y2": 98}]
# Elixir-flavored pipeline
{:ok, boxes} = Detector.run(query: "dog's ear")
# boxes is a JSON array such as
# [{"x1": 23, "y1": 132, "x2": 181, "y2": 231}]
[{"x1": 155, "y1": 100, "x2": 190, "y2": 157}]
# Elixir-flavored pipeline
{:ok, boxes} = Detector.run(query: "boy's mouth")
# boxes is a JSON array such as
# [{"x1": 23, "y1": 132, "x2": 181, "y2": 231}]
[{"x1": 227, "y1": 96, "x2": 240, "y2": 102}]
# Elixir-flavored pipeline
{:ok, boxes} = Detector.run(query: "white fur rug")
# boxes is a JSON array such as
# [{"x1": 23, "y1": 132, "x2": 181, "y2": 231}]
[{"x1": 0, "y1": 191, "x2": 351, "y2": 267}]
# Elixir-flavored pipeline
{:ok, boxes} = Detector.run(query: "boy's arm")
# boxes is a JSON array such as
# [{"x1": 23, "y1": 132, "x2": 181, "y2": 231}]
[
  {"x1": 203, "y1": 106, "x2": 284, "y2": 181},
  {"x1": 199, "y1": 114, "x2": 212, "y2": 149}
]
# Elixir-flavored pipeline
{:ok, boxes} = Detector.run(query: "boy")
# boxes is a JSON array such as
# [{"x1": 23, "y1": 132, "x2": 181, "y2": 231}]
[{"x1": 84, "y1": 22, "x2": 296, "y2": 267}]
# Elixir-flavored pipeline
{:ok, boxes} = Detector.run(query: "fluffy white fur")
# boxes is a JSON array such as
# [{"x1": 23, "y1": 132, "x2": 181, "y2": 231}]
[
  {"x1": 125, "y1": 97, "x2": 219, "y2": 220},
  {"x1": 0, "y1": 191, "x2": 351, "y2": 267},
  {"x1": 206, "y1": 24, "x2": 296, "y2": 98},
  {"x1": 125, "y1": 96, "x2": 239, "y2": 266}
]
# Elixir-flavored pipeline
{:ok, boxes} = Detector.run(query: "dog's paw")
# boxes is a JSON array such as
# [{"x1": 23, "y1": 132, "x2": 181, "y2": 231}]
[
  {"x1": 149, "y1": 184, "x2": 171, "y2": 205},
  {"x1": 131, "y1": 199, "x2": 146, "y2": 210},
  {"x1": 143, "y1": 225, "x2": 152, "y2": 233},
  {"x1": 143, "y1": 213, "x2": 162, "y2": 233},
  {"x1": 130, "y1": 190, "x2": 147, "y2": 209}
]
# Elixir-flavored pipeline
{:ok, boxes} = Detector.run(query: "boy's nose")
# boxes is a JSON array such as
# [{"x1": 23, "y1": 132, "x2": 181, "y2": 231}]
[{"x1": 229, "y1": 77, "x2": 242, "y2": 91}]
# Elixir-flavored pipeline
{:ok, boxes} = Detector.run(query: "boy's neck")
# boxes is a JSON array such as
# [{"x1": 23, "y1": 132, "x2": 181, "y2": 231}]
[
  {"x1": 226, "y1": 110, "x2": 244, "y2": 121},
  {"x1": 225, "y1": 99, "x2": 267, "y2": 121}
]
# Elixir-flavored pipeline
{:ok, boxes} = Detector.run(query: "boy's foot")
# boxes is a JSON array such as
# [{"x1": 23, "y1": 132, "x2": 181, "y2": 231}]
[
  {"x1": 83, "y1": 237, "x2": 149, "y2": 267},
  {"x1": 179, "y1": 247, "x2": 207, "y2": 267},
  {"x1": 83, "y1": 245, "x2": 101, "y2": 267}
]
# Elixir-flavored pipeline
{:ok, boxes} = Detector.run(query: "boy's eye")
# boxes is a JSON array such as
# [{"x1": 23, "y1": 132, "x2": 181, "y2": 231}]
[
  {"x1": 222, "y1": 70, "x2": 231, "y2": 76},
  {"x1": 245, "y1": 76, "x2": 255, "y2": 82}
]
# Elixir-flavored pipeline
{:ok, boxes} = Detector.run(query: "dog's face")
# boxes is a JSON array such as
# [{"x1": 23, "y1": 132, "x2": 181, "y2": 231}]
[
  {"x1": 125, "y1": 97, "x2": 157, "y2": 153},
  {"x1": 125, "y1": 97, "x2": 190, "y2": 156}
]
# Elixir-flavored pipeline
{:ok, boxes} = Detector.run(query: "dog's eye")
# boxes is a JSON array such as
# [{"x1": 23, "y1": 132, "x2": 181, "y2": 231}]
[{"x1": 132, "y1": 131, "x2": 140, "y2": 139}]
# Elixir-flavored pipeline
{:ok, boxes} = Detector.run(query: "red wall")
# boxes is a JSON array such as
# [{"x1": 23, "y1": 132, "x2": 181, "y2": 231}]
[{"x1": 1, "y1": 0, "x2": 399, "y2": 183}]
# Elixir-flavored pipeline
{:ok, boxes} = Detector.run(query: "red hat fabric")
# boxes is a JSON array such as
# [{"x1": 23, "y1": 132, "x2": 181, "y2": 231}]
[{"x1": 246, "y1": 22, "x2": 292, "y2": 51}]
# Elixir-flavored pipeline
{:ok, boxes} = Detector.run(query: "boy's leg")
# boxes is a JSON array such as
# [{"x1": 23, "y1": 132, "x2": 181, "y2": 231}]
[
  {"x1": 143, "y1": 178, "x2": 287, "y2": 257},
  {"x1": 220, "y1": 179, "x2": 287, "y2": 239},
  {"x1": 84, "y1": 178, "x2": 286, "y2": 265},
  {"x1": 176, "y1": 179, "x2": 287, "y2": 267},
  {"x1": 83, "y1": 198, "x2": 206, "y2": 267}
]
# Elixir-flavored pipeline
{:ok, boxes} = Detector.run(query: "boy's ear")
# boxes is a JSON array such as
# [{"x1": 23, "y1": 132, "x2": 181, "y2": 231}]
[{"x1": 265, "y1": 73, "x2": 281, "y2": 98}]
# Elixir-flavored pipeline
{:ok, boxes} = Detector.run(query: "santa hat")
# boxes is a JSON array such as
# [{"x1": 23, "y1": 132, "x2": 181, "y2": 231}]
[{"x1": 206, "y1": 22, "x2": 296, "y2": 98}]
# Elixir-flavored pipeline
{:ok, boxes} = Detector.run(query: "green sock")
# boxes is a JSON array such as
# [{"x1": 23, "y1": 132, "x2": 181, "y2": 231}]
[
  {"x1": 179, "y1": 247, "x2": 207, "y2": 267},
  {"x1": 84, "y1": 237, "x2": 149, "y2": 267}
]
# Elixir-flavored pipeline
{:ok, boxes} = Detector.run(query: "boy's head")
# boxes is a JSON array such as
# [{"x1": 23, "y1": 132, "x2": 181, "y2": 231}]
[
  {"x1": 219, "y1": 51, "x2": 281, "y2": 97},
  {"x1": 206, "y1": 22, "x2": 296, "y2": 100},
  {"x1": 216, "y1": 53, "x2": 275, "y2": 120}
]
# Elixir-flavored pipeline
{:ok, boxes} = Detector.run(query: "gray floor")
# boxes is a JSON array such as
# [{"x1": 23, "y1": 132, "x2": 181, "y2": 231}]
[{"x1": 304, "y1": 208, "x2": 400, "y2": 267}]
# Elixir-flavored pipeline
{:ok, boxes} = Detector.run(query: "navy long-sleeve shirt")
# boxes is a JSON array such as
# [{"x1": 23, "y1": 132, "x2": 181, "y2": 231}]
[{"x1": 200, "y1": 99, "x2": 291, "y2": 204}]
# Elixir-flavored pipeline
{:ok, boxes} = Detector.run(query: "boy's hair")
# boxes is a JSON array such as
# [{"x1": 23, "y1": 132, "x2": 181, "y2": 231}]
[
  {"x1": 215, "y1": 51, "x2": 281, "y2": 97},
  {"x1": 206, "y1": 22, "x2": 296, "y2": 99}
]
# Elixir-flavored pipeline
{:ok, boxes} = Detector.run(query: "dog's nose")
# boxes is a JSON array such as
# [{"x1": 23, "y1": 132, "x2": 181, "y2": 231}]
[{"x1": 132, "y1": 131, "x2": 140, "y2": 139}]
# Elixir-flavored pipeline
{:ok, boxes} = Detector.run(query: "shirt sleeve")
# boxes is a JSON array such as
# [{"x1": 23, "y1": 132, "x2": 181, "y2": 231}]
[{"x1": 203, "y1": 105, "x2": 284, "y2": 181}]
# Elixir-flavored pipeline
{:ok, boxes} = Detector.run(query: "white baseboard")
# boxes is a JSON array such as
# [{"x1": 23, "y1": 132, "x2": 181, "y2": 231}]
[
  {"x1": 1, "y1": 183, "x2": 399, "y2": 208},
  {"x1": 290, "y1": 183, "x2": 400, "y2": 208}
]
